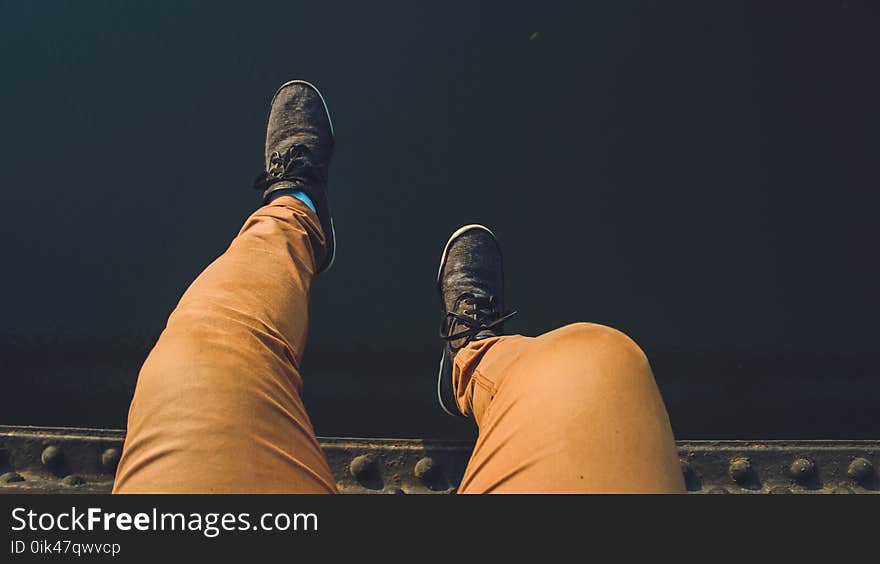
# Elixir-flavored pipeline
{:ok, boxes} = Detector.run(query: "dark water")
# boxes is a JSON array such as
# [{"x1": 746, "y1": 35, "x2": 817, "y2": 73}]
[{"x1": 1, "y1": 1, "x2": 878, "y2": 439}]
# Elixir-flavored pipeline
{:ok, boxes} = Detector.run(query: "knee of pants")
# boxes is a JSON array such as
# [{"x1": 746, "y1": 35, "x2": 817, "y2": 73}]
[
  {"x1": 543, "y1": 321, "x2": 647, "y2": 360},
  {"x1": 520, "y1": 322, "x2": 654, "y2": 398}
]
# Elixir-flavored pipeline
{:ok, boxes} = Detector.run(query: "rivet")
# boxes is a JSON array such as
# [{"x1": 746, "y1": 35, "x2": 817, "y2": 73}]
[
  {"x1": 101, "y1": 448, "x2": 121, "y2": 473},
  {"x1": 414, "y1": 457, "x2": 440, "y2": 483},
  {"x1": 769, "y1": 486, "x2": 791, "y2": 494},
  {"x1": 0, "y1": 471, "x2": 25, "y2": 483},
  {"x1": 61, "y1": 475, "x2": 85, "y2": 486},
  {"x1": 41, "y1": 445, "x2": 63, "y2": 469},
  {"x1": 847, "y1": 457, "x2": 874, "y2": 485},
  {"x1": 728, "y1": 457, "x2": 753, "y2": 486},
  {"x1": 788, "y1": 458, "x2": 816, "y2": 483},
  {"x1": 349, "y1": 454, "x2": 377, "y2": 481}
]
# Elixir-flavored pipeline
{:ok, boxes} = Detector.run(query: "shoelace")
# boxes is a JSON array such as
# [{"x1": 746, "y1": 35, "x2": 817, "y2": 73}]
[
  {"x1": 441, "y1": 293, "x2": 517, "y2": 350},
  {"x1": 253, "y1": 144, "x2": 326, "y2": 195}
]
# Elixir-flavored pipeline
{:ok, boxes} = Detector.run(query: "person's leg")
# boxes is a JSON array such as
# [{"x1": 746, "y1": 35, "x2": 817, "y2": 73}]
[
  {"x1": 453, "y1": 323, "x2": 684, "y2": 493},
  {"x1": 114, "y1": 80, "x2": 339, "y2": 493},
  {"x1": 435, "y1": 225, "x2": 683, "y2": 493},
  {"x1": 113, "y1": 196, "x2": 335, "y2": 493}
]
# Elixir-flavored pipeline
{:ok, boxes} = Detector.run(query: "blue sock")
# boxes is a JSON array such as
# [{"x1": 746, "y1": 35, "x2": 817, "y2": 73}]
[{"x1": 267, "y1": 188, "x2": 316, "y2": 213}]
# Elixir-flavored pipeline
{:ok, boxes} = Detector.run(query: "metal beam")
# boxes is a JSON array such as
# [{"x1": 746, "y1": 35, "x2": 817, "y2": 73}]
[{"x1": 0, "y1": 426, "x2": 876, "y2": 493}]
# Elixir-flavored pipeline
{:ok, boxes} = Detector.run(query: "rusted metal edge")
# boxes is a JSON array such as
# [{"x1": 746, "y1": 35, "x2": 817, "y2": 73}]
[{"x1": 0, "y1": 426, "x2": 877, "y2": 494}]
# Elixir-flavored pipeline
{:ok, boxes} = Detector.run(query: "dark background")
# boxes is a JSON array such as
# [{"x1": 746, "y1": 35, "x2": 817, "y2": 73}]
[{"x1": 1, "y1": 1, "x2": 877, "y2": 440}]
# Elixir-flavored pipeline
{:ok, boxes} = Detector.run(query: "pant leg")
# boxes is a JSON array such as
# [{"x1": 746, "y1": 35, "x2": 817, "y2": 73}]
[
  {"x1": 113, "y1": 195, "x2": 336, "y2": 493},
  {"x1": 453, "y1": 323, "x2": 684, "y2": 493}
]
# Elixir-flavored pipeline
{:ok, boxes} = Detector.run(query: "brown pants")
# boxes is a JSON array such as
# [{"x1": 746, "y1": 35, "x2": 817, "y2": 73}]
[{"x1": 113, "y1": 197, "x2": 684, "y2": 494}]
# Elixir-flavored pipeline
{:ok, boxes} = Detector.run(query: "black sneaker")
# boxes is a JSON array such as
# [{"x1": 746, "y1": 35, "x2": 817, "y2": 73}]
[
  {"x1": 436, "y1": 225, "x2": 517, "y2": 417},
  {"x1": 253, "y1": 80, "x2": 336, "y2": 273}
]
